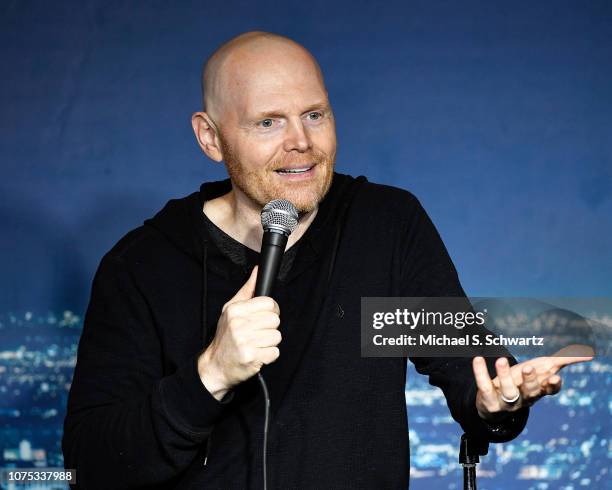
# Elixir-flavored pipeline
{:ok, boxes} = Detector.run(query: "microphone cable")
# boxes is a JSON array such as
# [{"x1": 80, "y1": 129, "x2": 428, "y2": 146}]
[{"x1": 257, "y1": 372, "x2": 270, "y2": 490}]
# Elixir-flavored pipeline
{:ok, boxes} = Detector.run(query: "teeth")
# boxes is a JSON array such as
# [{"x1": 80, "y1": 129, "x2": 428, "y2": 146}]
[{"x1": 277, "y1": 167, "x2": 312, "y2": 174}]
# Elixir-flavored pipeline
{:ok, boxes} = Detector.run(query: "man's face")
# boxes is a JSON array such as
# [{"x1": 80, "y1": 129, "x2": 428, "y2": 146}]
[{"x1": 215, "y1": 48, "x2": 336, "y2": 213}]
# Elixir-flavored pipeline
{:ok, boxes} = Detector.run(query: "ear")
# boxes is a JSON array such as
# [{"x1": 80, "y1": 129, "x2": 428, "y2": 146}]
[{"x1": 191, "y1": 112, "x2": 223, "y2": 162}]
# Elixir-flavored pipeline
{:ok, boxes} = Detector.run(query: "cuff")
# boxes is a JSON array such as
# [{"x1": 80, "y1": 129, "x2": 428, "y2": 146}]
[
  {"x1": 159, "y1": 354, "x2": 234, "y2": 435},
  {"x1": 463, "y1": 380, "x2": 529, "y2": 443}
]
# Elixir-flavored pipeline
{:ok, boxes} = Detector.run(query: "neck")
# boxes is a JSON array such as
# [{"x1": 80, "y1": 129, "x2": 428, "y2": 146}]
[{"x1": 203, "y1": 187, "x2": 318, "y2": 252}]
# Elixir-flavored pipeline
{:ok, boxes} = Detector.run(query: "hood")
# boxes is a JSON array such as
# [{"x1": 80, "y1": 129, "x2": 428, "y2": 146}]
[
  {"x1": 143, "y1": 178, "x2": 233, "y2": 264},
  {"x1": 143, "y1": 173, "x2": 366, "y2": 264}
]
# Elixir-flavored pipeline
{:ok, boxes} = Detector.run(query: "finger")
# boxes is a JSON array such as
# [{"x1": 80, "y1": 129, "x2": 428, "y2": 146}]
[
  {"x1": 542, "y1": 374, "x2": 562, "y2": 396},
  {"x1": 519, "y1": 365, "x2": 541, "y2": 401},
  {"x1": 551, "y1": 355, "x2": 594, "y2": 370},
  {"x1": 251, "y1": 329, "x2": 282, "y2": 348},
  {"x1": 226, "y1": 266, "x2": 258, "y2": 305},
  {"x1": 472, "y1": 357, "x2": 496, "y2": 402},
  {"x1": 243, "y1": 311, "x2": 281, "y2": 331},
  {"x1": 225, "y1": 296, "x2": 279, "y2": 317},
  {"x1": 248, "y1": 311, "x2": 280, "y2": 329},
  {"x1": 239, "y1": 296, "x2": 280, "y2": 315},
  {"x1": 496, "y1": 357, "x2": 520, "y2": 404},
  {"x1": 259, "y1": 346, "x2": 280, "y2": 365}
]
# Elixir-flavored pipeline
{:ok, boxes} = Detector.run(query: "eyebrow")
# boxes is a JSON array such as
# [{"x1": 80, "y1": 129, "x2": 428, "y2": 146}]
[{"x1": 251, "y1": 101, "x2": 330, "y2": 120}]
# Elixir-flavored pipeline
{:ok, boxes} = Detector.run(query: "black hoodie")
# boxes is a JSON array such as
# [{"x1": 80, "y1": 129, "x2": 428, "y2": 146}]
[{"x1": 63, "y1": 173, "x2": 528, "y2": 489}]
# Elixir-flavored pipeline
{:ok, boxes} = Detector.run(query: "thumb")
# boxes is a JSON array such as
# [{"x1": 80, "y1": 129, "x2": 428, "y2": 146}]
[{"x1": 228, "y1": 266, "x2": 258, "y2": 304}]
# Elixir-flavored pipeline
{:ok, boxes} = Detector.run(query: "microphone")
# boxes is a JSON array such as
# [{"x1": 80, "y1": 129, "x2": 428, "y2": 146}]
[
  {"x1": 255, "y1": 199, "x2": 299, "y2": 297},
  {"x1": 254, "y1": 199, "x2": 298, "y2": 490}
]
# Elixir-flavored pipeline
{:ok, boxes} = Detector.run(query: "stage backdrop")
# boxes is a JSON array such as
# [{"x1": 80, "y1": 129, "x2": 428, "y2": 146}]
[{"x1": 1, "y1": 1, "x2": 610, "y2": 489}]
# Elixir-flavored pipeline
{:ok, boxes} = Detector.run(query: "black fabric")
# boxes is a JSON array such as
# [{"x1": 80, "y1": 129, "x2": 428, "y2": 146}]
[
  {"x1": 63, "y1": 173, "x2": 529, "y2": 489},
  {"x1": 201, "y1": 211, "x2": 298, "y2": 282}
]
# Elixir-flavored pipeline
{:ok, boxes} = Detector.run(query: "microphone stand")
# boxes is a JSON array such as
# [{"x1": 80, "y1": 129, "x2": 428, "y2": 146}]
[{"x1": 459, "y1": 433, "x2": 489, "y2": 490}]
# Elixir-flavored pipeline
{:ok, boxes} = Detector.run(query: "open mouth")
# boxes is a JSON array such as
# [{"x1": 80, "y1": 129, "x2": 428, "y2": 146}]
[{"x1": 275, "y1": 165, "x2": 314, "y2": 175}]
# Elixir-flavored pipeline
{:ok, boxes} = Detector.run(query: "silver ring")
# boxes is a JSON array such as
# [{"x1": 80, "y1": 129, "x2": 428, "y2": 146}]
[{"x1": 501, "y1": 392, "x2": 520, "y2": 404}]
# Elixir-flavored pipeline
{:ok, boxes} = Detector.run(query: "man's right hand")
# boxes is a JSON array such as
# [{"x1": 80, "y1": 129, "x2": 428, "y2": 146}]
[{"x1": 198, "y1": 266, "x2": 282, "y2": 400}]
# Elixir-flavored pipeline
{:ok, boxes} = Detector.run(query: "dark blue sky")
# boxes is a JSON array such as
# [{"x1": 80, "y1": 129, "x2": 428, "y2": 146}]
[{"x1": 1, "y1": 0, "x2": 610, "y2": 313}]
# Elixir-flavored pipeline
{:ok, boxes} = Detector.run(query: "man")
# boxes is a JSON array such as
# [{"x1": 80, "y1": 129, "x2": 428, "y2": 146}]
[{"x1": 63, "y1": 32, "x2": 592, "y2": 489}]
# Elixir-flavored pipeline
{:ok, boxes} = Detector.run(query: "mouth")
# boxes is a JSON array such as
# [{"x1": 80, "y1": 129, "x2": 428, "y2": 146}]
[{"x1": 274, "y1": 165, "x2": 315, "y2": 175}]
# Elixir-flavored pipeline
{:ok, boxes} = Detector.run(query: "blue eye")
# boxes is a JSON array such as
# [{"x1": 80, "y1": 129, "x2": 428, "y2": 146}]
[
  {"x1": 260, "y1": 119, "x2": 273, "y2": 128},
  {"x1": 308, "y1": 112, "x2": 322, "y2": 120}
]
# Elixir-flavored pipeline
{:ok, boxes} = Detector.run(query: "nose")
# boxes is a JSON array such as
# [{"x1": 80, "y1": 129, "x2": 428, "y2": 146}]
[{"x1": 283, "y1": 118, "x2": 312, "y2": 153}]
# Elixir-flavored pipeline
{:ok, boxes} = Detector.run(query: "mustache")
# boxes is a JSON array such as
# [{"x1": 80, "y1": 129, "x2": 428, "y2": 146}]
[{"x1": 268, "y1": 150, "x2": 330, "y2": 170}]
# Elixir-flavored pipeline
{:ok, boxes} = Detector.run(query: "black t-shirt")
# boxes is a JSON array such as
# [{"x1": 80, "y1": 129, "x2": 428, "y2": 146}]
[{"x1": 201, "y1": 210, "x2": 298, "y2": 282}]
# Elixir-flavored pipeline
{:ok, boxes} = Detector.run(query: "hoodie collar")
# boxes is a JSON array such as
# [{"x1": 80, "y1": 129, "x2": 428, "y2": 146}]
[{"x1": 144, "y1": 172, "x2": 361, "y2": 267}]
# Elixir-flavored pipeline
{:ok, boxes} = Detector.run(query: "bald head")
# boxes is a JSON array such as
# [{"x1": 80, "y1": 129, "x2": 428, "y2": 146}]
[
  {"x1": 192, "y1": 31, "x2": 337, "y2": 214},
  {"x1": 201, "y1": 31, "x2": 326, "y2": 122}
]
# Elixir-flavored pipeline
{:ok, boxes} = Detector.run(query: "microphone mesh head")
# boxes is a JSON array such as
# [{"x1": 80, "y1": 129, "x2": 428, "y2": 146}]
[{"x1": 260, "y1": 199, "x2": 299, "y2": 235}]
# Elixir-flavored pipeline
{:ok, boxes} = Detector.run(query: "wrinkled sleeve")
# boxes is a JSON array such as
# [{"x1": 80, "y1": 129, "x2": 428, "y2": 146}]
[
  {"x1": 62, "y1": 254, "x2": 232, "y2": 489},
  {"x1": 400, "y1": 196, "x2": 529, "y2": 443}
]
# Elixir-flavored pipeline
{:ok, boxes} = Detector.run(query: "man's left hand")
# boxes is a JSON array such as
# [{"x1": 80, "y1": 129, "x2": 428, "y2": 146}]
[{"x1": 472, "y1": 344, "x2": 594, "y2": 423}]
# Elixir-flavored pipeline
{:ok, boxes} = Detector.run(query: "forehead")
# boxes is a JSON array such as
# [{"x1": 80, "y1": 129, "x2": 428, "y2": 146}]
[{"x1": 222, "y1": 47, "x2": 328, "y2": 118}]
